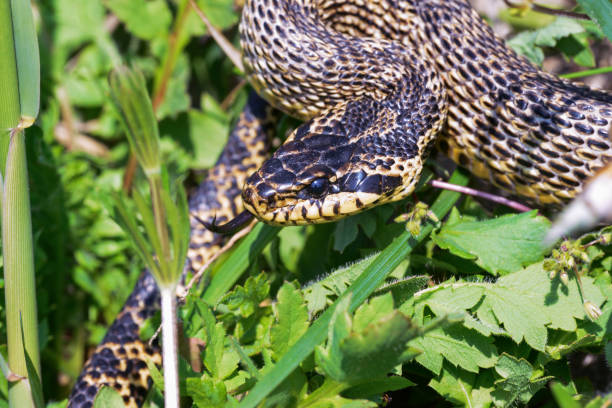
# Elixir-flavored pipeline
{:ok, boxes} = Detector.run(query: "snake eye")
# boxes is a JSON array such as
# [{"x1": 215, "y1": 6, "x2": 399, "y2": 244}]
[{"x1": 307, "y1": 178, "x2": 329, "y2": 198}]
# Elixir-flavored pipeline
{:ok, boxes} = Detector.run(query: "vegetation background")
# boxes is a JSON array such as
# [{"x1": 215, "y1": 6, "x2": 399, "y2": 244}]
[{"x1": 0, "y1": 0, "x2": 610, "y2": 406}]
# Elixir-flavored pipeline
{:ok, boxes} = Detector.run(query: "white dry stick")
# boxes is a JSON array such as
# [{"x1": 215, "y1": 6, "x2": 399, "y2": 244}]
[
  {"x1": 160, "y1": 285, "x2": 180, "y2": 408},
  {"x1": 545, "y1": 163, "x2": 612, "y2": 247}
]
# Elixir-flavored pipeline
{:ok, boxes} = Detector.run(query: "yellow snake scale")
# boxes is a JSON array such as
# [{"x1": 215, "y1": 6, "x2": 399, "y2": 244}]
[{"x1": 70, "y1": 0, "x2": 612, "y2": 406}]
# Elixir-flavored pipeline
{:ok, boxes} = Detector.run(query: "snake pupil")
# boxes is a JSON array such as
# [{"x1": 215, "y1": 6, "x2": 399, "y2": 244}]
[{"x1": 307, "y1": 178, "x2": 329, "y2": 197}]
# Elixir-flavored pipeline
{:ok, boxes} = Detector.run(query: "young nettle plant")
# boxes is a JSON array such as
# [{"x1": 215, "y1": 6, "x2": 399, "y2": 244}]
[{"x1": 108, "y1": 67, "x2": 190, "y2": 407}]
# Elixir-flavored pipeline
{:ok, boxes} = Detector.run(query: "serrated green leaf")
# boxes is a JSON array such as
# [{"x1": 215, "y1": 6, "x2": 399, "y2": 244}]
[
  {"x1": 475, "y1": 262, "x2": 605, "y2": 350},
  {"x1": 412, "y1": 325, "x2": 497, "y2": 375},
  {"x1": 533, "y1": 17, "x2": 585, "y2": 46},
  {"x1": 93, "y1": 386, "x2": 125, "y2": 408},
  {"x1": 507, "y1": 17, "x2": 586, "y2": 65},
  {"x1": 270, "y1": 282, "x2": 310, "y2": 360},
  {"x1": 477, "y1": 285, "x2": 549, "y2": 351},
  {"x1": 432, "y1": 209, "x2": 549, "y2": 275}
]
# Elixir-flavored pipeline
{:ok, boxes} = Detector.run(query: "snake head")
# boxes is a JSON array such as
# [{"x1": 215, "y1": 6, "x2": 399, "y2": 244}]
[{"x1": 241, "y1": 101, "x2": 426, "y2": 225}]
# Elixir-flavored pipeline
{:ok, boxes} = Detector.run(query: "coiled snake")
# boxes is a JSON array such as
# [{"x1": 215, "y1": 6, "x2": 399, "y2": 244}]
[{"x1": 70, "y1": 0, "x2": 612, "y2": 406}]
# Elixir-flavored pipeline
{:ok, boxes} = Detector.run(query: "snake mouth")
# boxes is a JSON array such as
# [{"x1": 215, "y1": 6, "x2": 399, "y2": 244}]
[{"x1": 241, "y1": 174, "x2": 392, "y2": 225}]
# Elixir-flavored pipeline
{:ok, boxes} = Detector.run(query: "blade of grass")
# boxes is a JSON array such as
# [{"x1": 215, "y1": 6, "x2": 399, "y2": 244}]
[
  {"x1": 3, "y1": 128, "x2": 40, "y2": 407},
  {"x1": 576, "y1": 0, "x2": 612, "y2": 43},
  {"x1": 560, "y1": 66, "x2": 612, "y2": 79},
  {"x1": 0, "y1": 0, "x2": 20, "y2": 132},
  {"x1": 10, "y1": 0, "x2": 40, "y2": 122},
  {"x1": 202, "y1": 223, "x2": 280, "y2": 305},
  {"x1": 238, "y1": 168, "x2": 469, "y2": 408}
]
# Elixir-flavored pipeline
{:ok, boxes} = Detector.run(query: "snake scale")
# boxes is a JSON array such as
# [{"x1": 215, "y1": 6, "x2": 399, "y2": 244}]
[{"x1": 70, "y1": 0, "x2": 612, "y2": 406}]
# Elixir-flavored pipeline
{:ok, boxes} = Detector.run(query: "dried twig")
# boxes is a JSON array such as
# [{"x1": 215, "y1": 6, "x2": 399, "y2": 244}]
[{"x1": 188, "y1": 0, "x2": 244, "y2": 72}]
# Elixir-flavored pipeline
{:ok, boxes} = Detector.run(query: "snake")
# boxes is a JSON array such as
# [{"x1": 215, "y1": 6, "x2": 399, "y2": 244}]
[{"x1": 69, "y1": 0, "x2": 612, "y2": 406}]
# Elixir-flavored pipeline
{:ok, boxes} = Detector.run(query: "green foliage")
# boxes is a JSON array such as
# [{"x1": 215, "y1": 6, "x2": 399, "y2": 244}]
[{"x1": 6, "y1": 0, "x2": 612, "y2": 407}]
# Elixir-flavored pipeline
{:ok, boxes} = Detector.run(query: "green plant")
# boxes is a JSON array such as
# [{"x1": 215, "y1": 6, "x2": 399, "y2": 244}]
[{"x1": 108, "y1": 66, "x2": 190, "y2": 407}]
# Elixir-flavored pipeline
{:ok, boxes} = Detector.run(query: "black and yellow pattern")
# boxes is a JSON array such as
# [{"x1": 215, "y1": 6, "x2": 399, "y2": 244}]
[{"x1": 239, "y1": 0, "x2": 611, "y2": 226}]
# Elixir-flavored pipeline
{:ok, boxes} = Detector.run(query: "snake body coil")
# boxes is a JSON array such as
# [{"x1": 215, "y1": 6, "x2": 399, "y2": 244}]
[
  {"x1": 71, "y1": 0, "x2": 612, "y2": 405},
  {"x1": 240, "y1": 0, "x2": 612, "y2": 224}
]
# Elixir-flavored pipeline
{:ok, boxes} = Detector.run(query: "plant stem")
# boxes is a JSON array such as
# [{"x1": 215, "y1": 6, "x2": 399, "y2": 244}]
[
  {"x1": 160, "y1": 285, "x2": 180, "y2": 408},
  {"x1": 3, "y1": 127, "x2": 40, "y2": 406},
  {"x1": 149, "y1": 174, "x2": 171, "y2": 282}
]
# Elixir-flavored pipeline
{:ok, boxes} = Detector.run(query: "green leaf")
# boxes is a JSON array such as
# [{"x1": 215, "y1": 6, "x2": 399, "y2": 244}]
[
  {"x1": 576, "y1": 0, "x2": 612, "y2": 43},
  {"x1": 155, "y1": 54, "x2": 191, "y2": 119},
  {"x1": 201, "y1": 304, "x2": 239, "y2": 380},
  {"x1": 186, "y1": 377, "x2": 227, "y2": 408},
  {"x1": 432, "y1": 209, "x2": 549, "y2": 275},
  {"x1": 557, "y1": 33, "x2": 595, "y2": 67},
  {"x1": 550, "y1": 382, "x2": 581, "y2": 408},
  {"x1": 222, "y1": 273, "x2": 270, "y2": 318},
  {"x1": 412, "y1": 325, "x2": 497, "y2": 375},
  {"x1": 105, "y1": 0, "x2": 171, "y2": 40},
  {"x1": 93, "y1": 386, "x2": 125, "y2": 408},
  {"x1": 196, "y1": 0, "x2": 239, "y2": 29},
  {"x1": 533, "y1": 17, "x2": 585, "y2": 47},
  {"x1": 0, "y1": 0, "x2": 20, "y2": 130},
  {"x1": 476, "y1": 263, "x2": 605, "y2": 350},
  {"x1": 270, "y1": 282, "x2": 310, "y2": 360},
  {"x1": 7, "y1": 0, "x2": 40, "y2": 121},
  {"x1": 429, "y1": 363, "x2": 493, "y2": 407},
  {"x1": 507, "y1": 17, "x2": 586, "y2": 65},
  {"x1": 492, "y1": 354, "x2": 551, "y2": 406},
  {"x1": 317, "y1": 295, "x2": 421, "y2": 384},
  {"x1": 333, "y1": 212, "x2": 377, "y2": 253},
  {"x1": 145, "y1": 356, "x2": 164, "y2": 390},
  {"x1": 352, "y1": 293, "x2": 395, "y2": 333}
]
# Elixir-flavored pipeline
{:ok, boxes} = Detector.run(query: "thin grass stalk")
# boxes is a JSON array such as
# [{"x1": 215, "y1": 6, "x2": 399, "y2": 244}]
[
  {"x1": 3, "y1": 128, "x2": 40, "y2": 407},
  {"x1": 160, "y1": 286, "x2": 179, "y2": 407}
]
